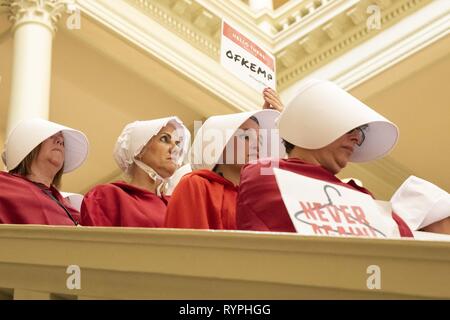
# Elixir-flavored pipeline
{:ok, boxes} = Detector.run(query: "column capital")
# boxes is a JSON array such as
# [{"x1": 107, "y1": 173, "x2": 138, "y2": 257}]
[{"x1": 6, "y1": 0, "x2": 74, "y2": 35}]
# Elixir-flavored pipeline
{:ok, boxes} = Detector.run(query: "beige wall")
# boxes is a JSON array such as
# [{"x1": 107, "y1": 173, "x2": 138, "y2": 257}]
[
  {"x1": 364, "y1": 54, "x2": 450, "y2": 192},
  {"x1": 340, "y1": 38, "x2": 450, "y2": 199}
]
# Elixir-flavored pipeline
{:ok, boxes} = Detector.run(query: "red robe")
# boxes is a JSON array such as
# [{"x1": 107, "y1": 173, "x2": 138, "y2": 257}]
[
  {"x1": 80, "y1": 181, "x2": 168, "y2": 227},
  {"x1": 0, "y1": 172, "x2": 80, "y2": 225},
  {"x1": 164, "y1": 170, "x2": 238, "y2": 230},
  {"x1": 236, "y1": 158, "x2": 413, "y2": 237}
]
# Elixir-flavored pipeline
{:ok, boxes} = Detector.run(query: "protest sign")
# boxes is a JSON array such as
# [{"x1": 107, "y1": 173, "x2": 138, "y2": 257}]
[
  {"x1": 220, "y1": 20, "x2": 276, "y2": 91},
  {"x1": 273, "y1": 168, "x2": 401, "y2": 238}
]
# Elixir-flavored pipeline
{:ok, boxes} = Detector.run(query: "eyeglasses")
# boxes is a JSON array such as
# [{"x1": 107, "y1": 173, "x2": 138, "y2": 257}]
[{"x1": 347, "y1": 124, "x2": 369, "y2": 146}]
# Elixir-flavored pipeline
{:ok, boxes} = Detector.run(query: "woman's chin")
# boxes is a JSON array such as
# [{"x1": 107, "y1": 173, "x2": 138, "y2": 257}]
[
  {"x1": 160, "y1": 166, "x2": 177, "y2": 178},
  {"x1": 49, "y1": 160, "x2": 64, "y2": 171}
]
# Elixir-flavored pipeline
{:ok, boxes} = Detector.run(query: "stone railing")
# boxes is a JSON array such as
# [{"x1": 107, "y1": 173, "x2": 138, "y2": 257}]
[{"x1": 0, "y1": 224, "x2": 449, "y2": 299}]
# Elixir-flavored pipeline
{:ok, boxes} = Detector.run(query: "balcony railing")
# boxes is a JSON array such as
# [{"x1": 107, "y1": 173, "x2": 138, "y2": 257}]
[{"x1": 0, "y1": 224, "x2": 449, "y2": 299}]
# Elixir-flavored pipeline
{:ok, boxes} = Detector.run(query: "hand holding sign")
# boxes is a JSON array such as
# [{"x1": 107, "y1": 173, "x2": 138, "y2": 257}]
[
  {"x1": 262, "y1": 88, "x2": 284, "y2": 112},
  {"x1": 273, "y1": 168, "x2": 401, "y2": 238}
]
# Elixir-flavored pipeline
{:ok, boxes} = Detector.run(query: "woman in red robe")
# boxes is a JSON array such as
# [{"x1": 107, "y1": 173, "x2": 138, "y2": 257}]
[
  {"x1": 80, "y1": 117, "x2": 190, "y2": 227},
  {"x1": 236, "y1": 79, "x2": 413, "y2": 238},
  {"x1": 0, "y1": 118, "x2": 89, "y2": 225},
  {"x1": 165, "y1": 88, "x2": 284, "y2": 230}
]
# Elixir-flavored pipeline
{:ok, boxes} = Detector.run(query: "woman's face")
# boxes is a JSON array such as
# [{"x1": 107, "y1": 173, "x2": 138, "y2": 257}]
[
  {"x1": 138, "y1": 123, "x2": 182, "y2": 179},
  {"x1": 309, "y1": 127, "x2": 363, "y2": 174},
  {"x1": 34, "y1": 132, "x2": 65, "y2": 172},
  {"x1": 223, "y1": 117, "x2": 260, "y2": 167}
]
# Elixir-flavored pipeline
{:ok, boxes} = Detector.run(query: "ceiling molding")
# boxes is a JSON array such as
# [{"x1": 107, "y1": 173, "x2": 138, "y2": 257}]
[
  {"x1": 281, "y1": 0, "x2": 448, "y2": 103},
  {"x1": 74, "y1": 0, "x2": 440, "y2": 101},
  {"x1": 202, "y1": 0, "x2": 358, "y2": 42},
  {"x1": 277, "y1": 0, "x2": 436, "y2": 90},
  {"x1": 272, "y1": 0, "x2": 361, "y2": 50},
  {"x1": 128, "y1": 0, "x2": 221, "y2": 60},
  {"x1": 2, "y1": 0, "x2": 442, "y2": 102}
]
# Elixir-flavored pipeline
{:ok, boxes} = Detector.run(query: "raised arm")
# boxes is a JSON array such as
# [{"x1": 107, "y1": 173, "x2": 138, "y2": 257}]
[{"x1": 262, "y1": 87, "x2": 284, "y2": 112}]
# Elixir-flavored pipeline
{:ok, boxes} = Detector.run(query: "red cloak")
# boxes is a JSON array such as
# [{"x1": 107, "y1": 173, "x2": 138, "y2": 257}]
[
  {"x1": 164, "y1": 170, "x2": 238, "y2": 230},
  {"x1": 81, "y1": 181, "x2": 168, "y2": 227},
  {"x1": 0, "y1": 172, "x2": 79, "y2": 225}
]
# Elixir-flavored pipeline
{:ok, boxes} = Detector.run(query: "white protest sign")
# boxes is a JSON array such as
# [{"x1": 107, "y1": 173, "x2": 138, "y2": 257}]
[
  {"x1": 220, "y1": 20, "x2": 276, "y2": 92},
  {"x1": 273, "y1": 168, "x2": 401, "y2": 238}
]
